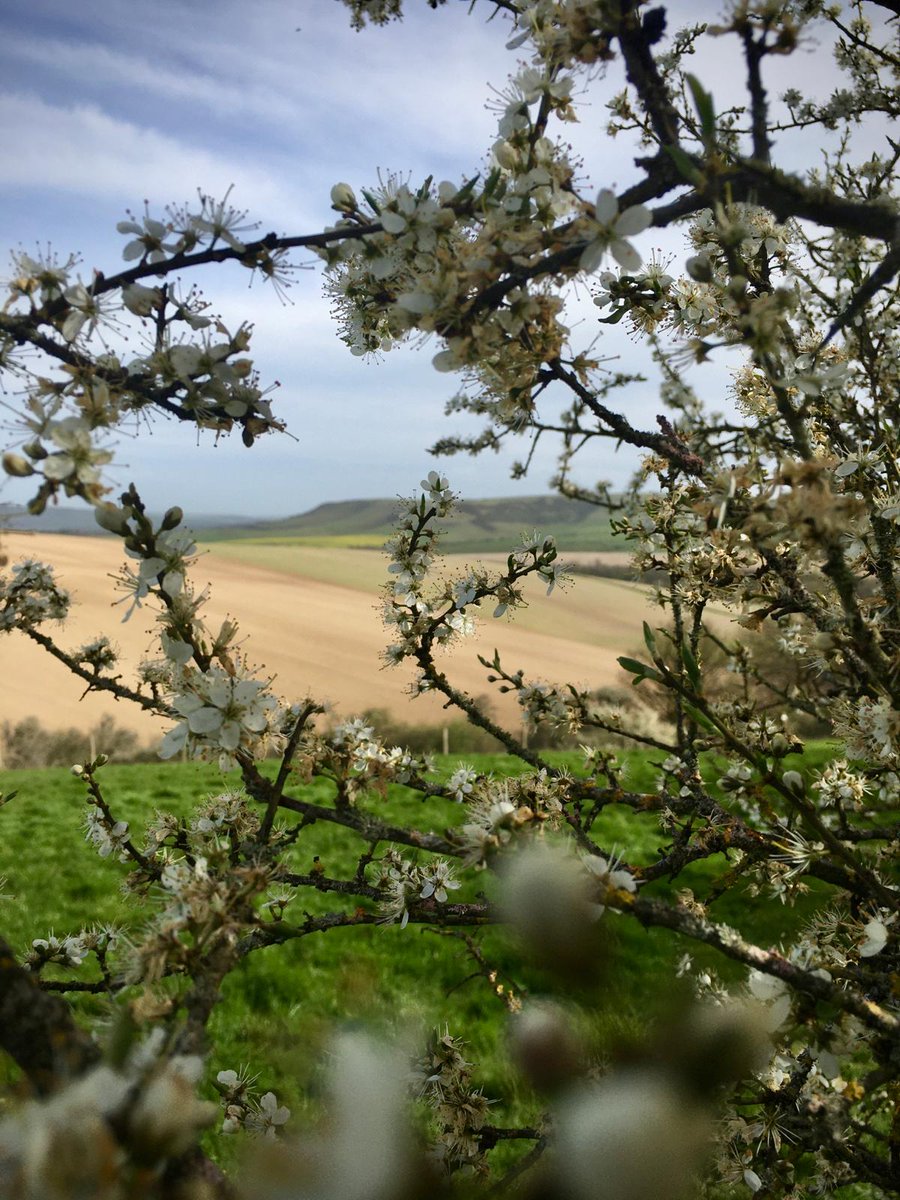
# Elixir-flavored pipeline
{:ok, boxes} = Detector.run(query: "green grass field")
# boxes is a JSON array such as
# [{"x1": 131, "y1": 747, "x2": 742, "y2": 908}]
[{"x1": 0, "y1": 750, "x2": 837, "y2": 1168}]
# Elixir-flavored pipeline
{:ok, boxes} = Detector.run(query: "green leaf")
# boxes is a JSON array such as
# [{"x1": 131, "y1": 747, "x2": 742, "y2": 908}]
[
  {"x1": 682, "y1": 700, "x2": 715, "y2": 731},
  {"x1": 681, "y1": 643, "x2": 701, "y2": 690},
  {"x1": 663, "y1": 144, "x2": 703, "y2": 185},
  {"x1": 685, "y1": 74, "x2": 716, "y2": 142},
  {"x1": 454, "y1": 174, "x2": 480, "y2": 200},
  {"x1": 597, "y1": 306, "x2": 628, "y2": 325},
  {"x1": 617, "y1": 656, "x2": 663, "y2": 686},
  {"x1": 643, "y1": 621, "x2": 658, "y2": 657},
  {"x1": 361, "y1": 188, "x2": 382, "y2": 215},
  {"x1": 482, "y1": 168, "x2": 502, "y2": 199}
]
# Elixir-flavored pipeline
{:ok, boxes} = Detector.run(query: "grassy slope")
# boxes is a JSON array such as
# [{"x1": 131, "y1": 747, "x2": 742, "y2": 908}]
[{"x1": 0, "y1": 750, "x2": 837, "y2": 1170}]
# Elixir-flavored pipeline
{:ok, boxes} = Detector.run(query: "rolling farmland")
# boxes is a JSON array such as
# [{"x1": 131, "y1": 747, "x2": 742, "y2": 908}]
[{"x1": 1, "y1": 530, "x2": 690, "y2": 745}]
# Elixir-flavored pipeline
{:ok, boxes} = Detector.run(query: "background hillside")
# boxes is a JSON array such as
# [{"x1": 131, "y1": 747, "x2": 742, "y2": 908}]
[
  {"x1": 202, "y1": 494, "x2": 621, "y2": 552},
  {"x1": 2, "y1": 495, "x2": 621, "y2": 553}
]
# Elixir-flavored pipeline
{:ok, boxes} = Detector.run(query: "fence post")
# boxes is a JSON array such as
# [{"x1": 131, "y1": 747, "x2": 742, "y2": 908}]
[{"x1": 442, "y1": 727, "x2": 449, "y2": 756}]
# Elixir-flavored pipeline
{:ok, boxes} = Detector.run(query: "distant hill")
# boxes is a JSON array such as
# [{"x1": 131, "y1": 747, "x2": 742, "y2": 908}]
[
  {"x1": 0, "y1": 503, "x2": 259, "y2": 537},
  {"x1": 1, "y1": 495, "x2": 623, "y2": 553},
  {"x1": 201, "y1": 494, "x2": 622, "y2": 553}
]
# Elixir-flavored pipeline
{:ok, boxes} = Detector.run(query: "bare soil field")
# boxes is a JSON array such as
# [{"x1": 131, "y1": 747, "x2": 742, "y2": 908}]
[{"x1": 0, "y1": 533, "x2": 714, "y2": 746}]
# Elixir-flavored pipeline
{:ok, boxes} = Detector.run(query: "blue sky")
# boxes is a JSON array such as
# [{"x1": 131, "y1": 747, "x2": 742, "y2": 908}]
[{"x1": 0, "y1": 1, "x2": 850, "y2": 517}]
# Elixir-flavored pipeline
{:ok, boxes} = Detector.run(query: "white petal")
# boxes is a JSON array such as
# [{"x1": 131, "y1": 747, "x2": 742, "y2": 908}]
[
  {"x1": 610, "y1": 238, "x2": 642, "y2": 272},
  {"x1": 206, "y1": 678, "x2": 231, "y2": 709},
  {"x1": 138, "y1": 557, "x2": 167, "y2": 582},
  {"x1": 234, "y1": 679, "x2": 263, "y2": 704},
  {"x1": 747, "y1": 969, "x2": 786, "y2": 1002},
  {"x1": 594, "y1": 189, "x2": 619, "y2": 224},
  {"x1": 380, "y1": 210, "x2": 407, "y2": 234},
  {"x1": 61, "y1": 310, "x2": 88, "y2": 341},
  {"x1": 579, "y1": 239, "x2": 607, "y2": 274},
  {"x1": 188, "y1": 706, "x2": 225, "y2": 734},
  {"x1": 162, "y1": 570, "x2": 184, "y2": 596},
  {"x1": 860, "y1": 918, "x2": 888, "y2": 957},
  {"x1": 242, "y1": 709, "x2": 269, "y2": 733},
  {"x1": 765, "y1": 993, "x2": 792, "y2": 1030},
  {"x1": 169, "y1": 345, "x2": 203, "y2": 377},
  {"x1": 614, "y1": 205, "x2": 652, "y2": 237},
  {"x1": 395, "y1": 290, "x2": 435, "y2": 314},
  {"x1": 161, "y1": 633, "x2": 194, "y2": 665},
  {"x1": 219, "y1": 720, "x2": 242, "y2": 751},
  {"x1": 41, "y1": 453, "x2": 75, "y2": 481},
  {"x1": 159, "y1": 724, "x2": 189, "y2": 759}
]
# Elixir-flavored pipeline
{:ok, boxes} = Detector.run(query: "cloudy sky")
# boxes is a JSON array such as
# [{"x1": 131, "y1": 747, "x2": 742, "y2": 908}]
[{"x1": 0, "y1": 1, "x2": 850, "y2": 518}]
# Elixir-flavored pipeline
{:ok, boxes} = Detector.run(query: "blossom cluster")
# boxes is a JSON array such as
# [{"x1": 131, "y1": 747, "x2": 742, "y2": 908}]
[
  {"x1": 215, "y1": 1068, "x2": 291, "y2": 1138},
  {"x1": 0, "y1": 559, "x2": 70, "y2": 630},
  {"x1": 371, "y1": 849, "x2": 461, "y2": 928},
  {"x1": 0, "y1": 1042, "x2": 216, "y2": 1191},
  {"x1": 383, "y1": 481, "x2": 569, "y2": 685}
]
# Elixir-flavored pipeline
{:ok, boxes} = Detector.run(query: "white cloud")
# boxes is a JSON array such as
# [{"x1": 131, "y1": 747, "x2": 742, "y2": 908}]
[
  {"x1": 0, "y1": 31, "x2": 303, "y2": 129},
  {"x1": 0, "y1": 92, "x2": 304, "y2": 228}
]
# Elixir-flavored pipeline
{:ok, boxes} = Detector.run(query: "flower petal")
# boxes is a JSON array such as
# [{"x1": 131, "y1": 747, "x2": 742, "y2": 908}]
[
  {"x1": 614, "y1": 205, "x2": 652, "y2": 237},
  {"x1": 610, "y1": 238, "x2": 642, "y2": 272},
  {"x1": 579, "y1": 239, "x2": 607, "y2": 274},
  {"x1": 187, "y1": 706, "x2": 225, "y2": 734},
  {"x1": 594, "y1": 189, "x2": 618, "y2": 224}
]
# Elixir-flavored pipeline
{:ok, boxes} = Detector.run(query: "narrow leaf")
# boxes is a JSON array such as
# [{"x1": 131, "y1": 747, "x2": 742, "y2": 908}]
[
  {"x1": 663, "y1": 144, "x2": 703, "y2": 184},
  {"x1": 643, "y1": 622, "x2": 658, "y2": 657},
  {"x1": 682, "y1": 701, "x2": 715, "y2": 731},
  {"x1": 617, "y1": 656, "x2": 663, "y2": 685},
  {"x1": 685, "y1": 74, "x2": 716, "y2": 141},
  {"x1": 682, "y1": 643, "x2": 701, "y2": 690}
]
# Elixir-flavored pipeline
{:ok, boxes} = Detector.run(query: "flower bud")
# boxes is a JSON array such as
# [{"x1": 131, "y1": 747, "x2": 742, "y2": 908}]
[
  {"x1": 554, "y1": 1069, "x2": 712, "y2": 1200},
  {"x1": 160, "y1": 506, "x2": 184, "y2": 531},
  {"x1": 2, "y1": 452, "x2": 34, "y2": 477},
  {"x1": 685, "y1": 253, "x2": 712, "y2": 282},
  {"x1": 510, "y1": 1001, "x2": 583, "y2": 1095},
  {"x1": 493, "y1": 139, "x2": 519, "y2": 170},
  {"x1": 330, "y1": 182, "x2": 358, "y2": 212},
  {"x1": 121, "y1": 282, "x2": 163, "y2": 316},
  {"x1": 126, "y1": 1067, "x2": 217, "y2": 1165},
  {"x1": 23, "y1": 439, "x2": 47, "y2": 460},
  {"x1": 782, "y1": 770, "x2": 805, "y2": 795},
  {"x1": 499, "y1": 843, "x2": 608, "y2": 982},
  {"x1": 94, "y1": 502, "x2": 130, "y2": 535},
  {"x1": 770, "y1": 733, "x2": 790, "y2": 756}
]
